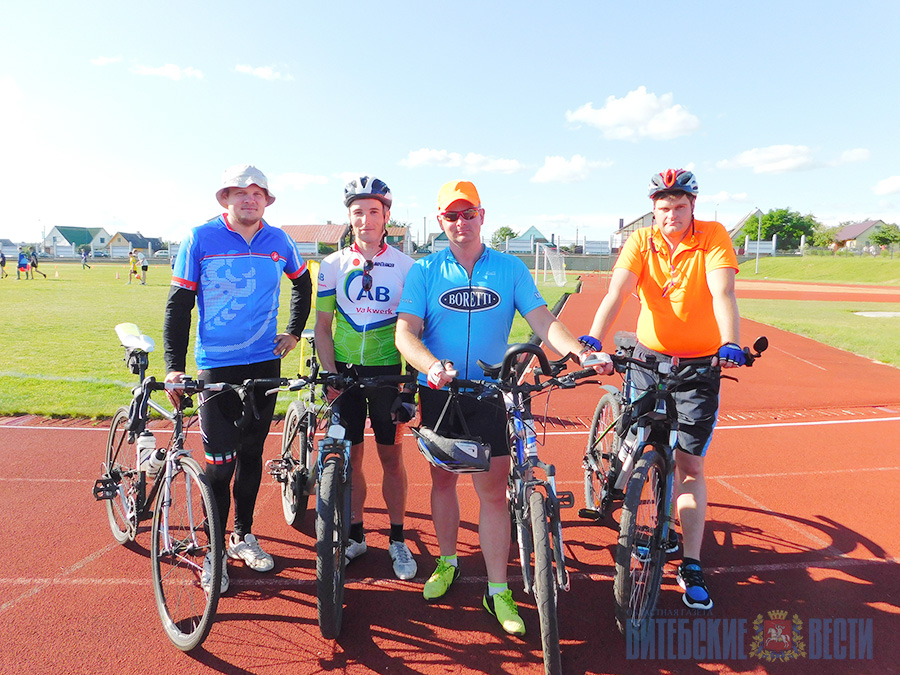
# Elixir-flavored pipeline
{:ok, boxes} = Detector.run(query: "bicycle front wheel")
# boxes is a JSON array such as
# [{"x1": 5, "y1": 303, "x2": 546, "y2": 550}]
[
  {"x1": 151, "y1": 457, "x2": 222, "y2": 651},
  {"x1": 584, "y1": 392, "x2": 622, "y2": 516},
  {"x1": 613, "y1": 448, "x2": 666, "y2": 638},
  {"x1": 281, "y1": 401, "x2": 316, "y2": 529},
  {"x1": 316, "y1": 454, "x2": 350, "y2": 639},
  {"x1": 104, "y1": 407, "x2": 139, "y2": 544},
  {"x1": 530, "y1": 490, "x2": 562, "y2": 675}
]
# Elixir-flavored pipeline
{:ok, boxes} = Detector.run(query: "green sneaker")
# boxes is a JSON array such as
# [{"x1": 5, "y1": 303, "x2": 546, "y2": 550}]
[
  {"x1": 483, "y1": 589, "x2": 526, "y2": 636},
  {"x1": 423, "y1": 558, "x2": 460, "y2": 601}
]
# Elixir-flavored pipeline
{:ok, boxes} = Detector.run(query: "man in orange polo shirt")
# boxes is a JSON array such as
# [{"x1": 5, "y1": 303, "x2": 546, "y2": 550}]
[{"x1": 583, "y1": 168, "x2": 744, "y2": 611}]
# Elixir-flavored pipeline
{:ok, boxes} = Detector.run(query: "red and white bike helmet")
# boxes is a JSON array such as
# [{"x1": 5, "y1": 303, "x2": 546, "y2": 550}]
[{"x1": 648, "y1": 169, "x2": 699, "y2": 200}]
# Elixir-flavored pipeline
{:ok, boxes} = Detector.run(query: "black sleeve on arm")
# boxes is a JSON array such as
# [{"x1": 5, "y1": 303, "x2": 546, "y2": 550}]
[
  {"x1": 285, "y1": 268, "x2": 313, "y2": 338},
  {"x1": 163, "y1": 286, "x2": 196, "y2": 373}
]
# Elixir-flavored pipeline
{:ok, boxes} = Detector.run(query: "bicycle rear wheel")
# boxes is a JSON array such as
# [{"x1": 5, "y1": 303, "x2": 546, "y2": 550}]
[
  {"x1": 583, "y1": 392, "x2": 622, "y2": 517},
  {"x1": 281, "y1": 401, "x2": 316, "y2": 529},
  {"x1": 613, "y1": 448, "x2": 666, "y2": 638},
  {"x1": 316, "y1": 454, "x2": 350, "y2": 639},
  {"x1": 104, "y1": 407, "x2": 139, "y2": 544},
  {"x1": 530, "y1": 490, "x2": 561, "y2": 675},
  {"x1": 151, "y1": 457, "x2": 222, "y2": 651}
]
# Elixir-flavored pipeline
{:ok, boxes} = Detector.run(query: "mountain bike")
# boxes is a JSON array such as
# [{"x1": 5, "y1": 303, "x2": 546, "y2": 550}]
[
  {"x1": 269, "y1": 367, "x2": 415, "y2": 639},
  {"x1": 585, "y1": 332, "x2": 768, "y2": 637},
  {"x1": 451, "y1": 343, "x2": 597, "y2": 675},
  {"x1": 93, "y1": 322, "x2": 287, "y2": 651}
]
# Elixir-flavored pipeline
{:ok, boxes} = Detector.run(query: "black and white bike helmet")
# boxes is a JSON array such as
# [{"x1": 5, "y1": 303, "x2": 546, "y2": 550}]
[
  {"x1": 411, "y1": 427, "x2": 491, "y2": 474},
  {"x1": 648, "y1": 168, "x2": 699, "y2": 200},
  {"x1": 343, "y1": 176, "x2": 393, "y2": 208}
]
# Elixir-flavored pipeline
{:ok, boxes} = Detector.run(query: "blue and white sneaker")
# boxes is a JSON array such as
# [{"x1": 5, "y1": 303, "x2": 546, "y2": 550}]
[{"x1": 676, "y1": 561, "x2": 713, "y2": 610}]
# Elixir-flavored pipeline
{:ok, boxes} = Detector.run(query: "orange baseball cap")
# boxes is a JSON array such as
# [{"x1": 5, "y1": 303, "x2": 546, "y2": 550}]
[{"x1": 437, "y1": 181, "x2": 480, "y2": 211}]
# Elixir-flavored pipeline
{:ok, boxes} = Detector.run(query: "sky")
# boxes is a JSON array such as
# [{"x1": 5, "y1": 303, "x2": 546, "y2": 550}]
[{"x1": 3, "y1": 1, "x2": 900, "y2": 248}]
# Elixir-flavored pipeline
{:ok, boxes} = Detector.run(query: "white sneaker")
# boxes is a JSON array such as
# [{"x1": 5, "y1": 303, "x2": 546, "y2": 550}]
[
  {"x1": 201, "y1": 553, "x2": 229, "y2": 594},
  {"x1": 345, "y1": 536, "x2": 368, "y2": 564},
  {"x1": 227, "y1": 533, "x2": 274, "y2": 572},
  {"x1": 388, "y1": 541, "x2": 417, "y2": 580}
]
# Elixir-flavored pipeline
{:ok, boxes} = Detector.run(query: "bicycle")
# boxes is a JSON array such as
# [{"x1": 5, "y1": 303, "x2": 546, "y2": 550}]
[
  {"x1": 447, "y1": 343, "x2": 597, "y2": 675},
  {"x1": 268, "y1": 366, "x2": 415, "y2": 639},
  {"x1": 580, "y1": 332, "x2": 767, "y2": 637},
  {"x1": 93, "y1": 322, "x2": 287, "y2": 651}
]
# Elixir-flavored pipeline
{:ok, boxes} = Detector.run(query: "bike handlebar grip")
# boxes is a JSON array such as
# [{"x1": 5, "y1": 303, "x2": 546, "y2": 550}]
[{"x1": 565, "y1": 368, "x2": 599, "y2": 381}]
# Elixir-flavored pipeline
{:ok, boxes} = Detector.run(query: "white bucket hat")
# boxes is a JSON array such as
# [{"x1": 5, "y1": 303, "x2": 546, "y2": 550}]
[{"x1": 215, "y1": 164, "x2": 276, "y2": 207}]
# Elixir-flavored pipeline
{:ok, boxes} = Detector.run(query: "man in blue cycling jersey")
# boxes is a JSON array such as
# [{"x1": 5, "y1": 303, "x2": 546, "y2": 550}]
[
  {"x1": 316, "y1": 176, "x2": 417, "y2": 580},
  {"x1": 395, "y1": 180, "x2": 592, "y2": 636},
  {"x1": 163, "y1": 164, "x2": 312, "y2": 594}
]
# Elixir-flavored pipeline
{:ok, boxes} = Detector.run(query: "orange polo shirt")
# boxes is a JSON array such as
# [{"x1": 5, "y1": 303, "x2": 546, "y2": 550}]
[{"x1": 614, "y1": 220, "x2": 738, "y2": 357}]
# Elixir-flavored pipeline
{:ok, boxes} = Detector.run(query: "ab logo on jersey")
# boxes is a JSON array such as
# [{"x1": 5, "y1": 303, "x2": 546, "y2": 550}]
[{"x1": 439, "y1": 286, "x2": 501, "y2": 312}]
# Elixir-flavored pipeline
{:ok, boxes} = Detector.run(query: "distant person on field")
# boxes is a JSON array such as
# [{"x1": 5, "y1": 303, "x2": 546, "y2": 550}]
[
  {"x1": 138, "y1": 250, "x2": 148, "y2": 284},
  {"x1": 16, "y1": 247, "x2": 29, "y2": 280},
  {"x1": 30, "y1": 249, "x2": 47, "y2": 278},
  {"x1": 127, "y1": 250, "x2": 138, "y2": 284},
  {"x1": 82, "y1": 250, "x2": 91, "y2": 269},
  {"x1": 0, "y1": 250, "x2": 7, "y2": 278},
  {"x1": 584, "y1": 168, "x2": 744, "y2": 612},
  {"x1": 163, "y1": 163, "x2": 312, "y2": 595}
]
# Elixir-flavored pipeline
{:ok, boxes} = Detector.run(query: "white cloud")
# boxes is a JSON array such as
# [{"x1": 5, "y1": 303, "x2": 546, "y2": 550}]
[
  {"x1": 531, "y1": 155, "x2": 612, "y2": 183},
  {"x1": 717, "y1": 145, "x2": 817, "y2": 174},
  {"x1": 235, "y1": 64, "x2": 293, "y2": 81},
  {"x1": 272, "y1": 172, "x2": 328, "y2": 191},
  {"x1": 400, "y1": 148, "x2": 524, "y2": 174},
  {"x1": 566, "y1": 86, "x2": 700, "y2": 141},
  {"x1": 698, "y1": 190, "x2": 750, "y2": 205},
  {"x1": 90, "y1": 55, "x2": 122, "y2": 66},
  {"x1": 873, "y1": 176, "x2": 900, "y2": 196},
  {"x1": 840, "y1": 148, "x2": 870, "y2": 164},
  {"x1": 130, "y1": 64, "x2": 203, "y2": 81}
]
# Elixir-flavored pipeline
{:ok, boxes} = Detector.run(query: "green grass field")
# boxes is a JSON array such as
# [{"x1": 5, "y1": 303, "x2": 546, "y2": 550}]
[
  {"x1": 0, "y1": 262, "x2": 575, "y2": 418},
  {"x1": 739, "y1": 255, "x2": 900, "y2": 284}
]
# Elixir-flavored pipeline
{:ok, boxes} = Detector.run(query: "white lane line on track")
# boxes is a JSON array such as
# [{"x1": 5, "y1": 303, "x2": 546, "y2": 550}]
[
  {"x1": 768, "y1": 344, "x2": 827, "y2": 371},
  {"x1": 0, "y1": 540, "x2": 120, "y2": 614},
  {"x1": 713, "y1": 477, "x2": 841, "y2": 555},
  {"x1": 2, "y1": 556, "x2": 894, "y2": 591},
  {"x1": 5, "y1": 414, "x2": 900, "y2": 436}
]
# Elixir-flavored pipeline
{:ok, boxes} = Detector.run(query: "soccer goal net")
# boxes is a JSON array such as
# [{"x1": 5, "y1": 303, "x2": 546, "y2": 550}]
[{"x1": 535, "y1": 243, "x2": 567, "y2": 287}]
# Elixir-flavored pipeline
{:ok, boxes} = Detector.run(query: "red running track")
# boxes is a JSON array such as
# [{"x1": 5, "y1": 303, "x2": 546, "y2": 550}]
[{"x1": 1, "y1": 277, "x2": 898, "y2": 674}]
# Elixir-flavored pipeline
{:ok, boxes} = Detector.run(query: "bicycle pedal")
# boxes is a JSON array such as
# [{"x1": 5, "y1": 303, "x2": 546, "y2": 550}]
[
  {"x1": 556, "y1": 491, "x2": 575, "y2": 509},
  {"x1": 265, "y1": 458, "x2": 289, "y2": 480},
  {"x1": 578, "y1": 507, "x2": 604, "y2": 521},
  {"x1": 93, "y1": 477, "x2": 118, "y2": 501}
]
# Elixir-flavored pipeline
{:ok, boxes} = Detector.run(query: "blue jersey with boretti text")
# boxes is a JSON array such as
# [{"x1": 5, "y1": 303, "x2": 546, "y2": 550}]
[
  {"x1": 170, "y1": 215, "x2": 307, "y2": 369},
  {"x1": 398, "y1": 246, "x2": 546, "y2": 386}
]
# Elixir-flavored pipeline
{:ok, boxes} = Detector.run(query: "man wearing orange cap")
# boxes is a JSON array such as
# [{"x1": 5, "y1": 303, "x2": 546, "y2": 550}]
[
  {"x1": 164, "y1": 164, "x2": 312, "y2": 594},
  {"x1": 395, "y1": 180, "x2": 592, "y2": 636}
]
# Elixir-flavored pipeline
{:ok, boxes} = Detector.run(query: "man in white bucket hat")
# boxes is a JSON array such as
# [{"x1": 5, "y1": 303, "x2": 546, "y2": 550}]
[{"x1": 164, "y1": 163, "x2": 312, "y2": 593}]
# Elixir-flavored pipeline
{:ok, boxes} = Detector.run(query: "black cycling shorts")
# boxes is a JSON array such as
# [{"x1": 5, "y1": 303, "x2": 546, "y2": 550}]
[
  {"x1": 627, "y1": 343, "x2": 721, "y2": 457},
  {"x1": 334, "y1": 362, "x2": 402, "y2": 446},
  {"x1": 419, "y1": 386, "x2": 510, "y2": 458},
  {"x1": 197, "y1": 359, "x2": 281, "y2": 463}
]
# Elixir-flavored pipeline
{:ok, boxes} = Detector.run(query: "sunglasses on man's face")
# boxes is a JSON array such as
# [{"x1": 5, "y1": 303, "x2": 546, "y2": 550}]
[
  {"x1": 440, "y1": 208, "x2": 480, "y2": 223},
  {"x1": 361, "y1": 259, "x2": 374, "y2": 292}
]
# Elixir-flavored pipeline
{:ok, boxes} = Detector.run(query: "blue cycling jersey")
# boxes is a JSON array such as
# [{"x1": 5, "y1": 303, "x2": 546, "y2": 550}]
[
  {"x1": 171, "y1": 215, "x2": 307, "y2": 369},
  {"x1": 398, "y1": 246, "x2": 545, "y2": 385}
]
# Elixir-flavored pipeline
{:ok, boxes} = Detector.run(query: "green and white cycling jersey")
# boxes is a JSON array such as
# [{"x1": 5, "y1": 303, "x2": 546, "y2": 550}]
[{"x1": 316, "y1": 243, "x2": 414, "y2": 366}]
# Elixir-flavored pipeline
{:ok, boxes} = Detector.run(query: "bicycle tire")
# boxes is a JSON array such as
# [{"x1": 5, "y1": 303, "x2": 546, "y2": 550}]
[
  {"x1": 104, "y1": 407, "x2": 140, "y2": 544},
  {"x1": 316, "y1": 454, "x2": 350, "y2": 639},
  {"x1": 281, "y1": 401, "x2": 316, "y2": 529},
  {"x1": 613, "y1": 448, "x2": 666, "y2": 638},
  {"x1": 530, "y1": 490, "x2": 562, "y2": 675},
  {"x1": 151, "y1": 456, "x2": 222, "y2": 651},
  {"x1": 584, "y1": 392, "x2": 622, "y2": 516}
]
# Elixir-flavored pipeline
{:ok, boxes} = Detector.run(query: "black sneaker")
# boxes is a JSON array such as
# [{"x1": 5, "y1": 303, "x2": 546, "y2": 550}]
[
  {"x1": 663, "y1": 529, "x2": 680, "y2": 554},
  {"x1": 676, "y1": 562, "x2": 713, "y2": 610}
]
